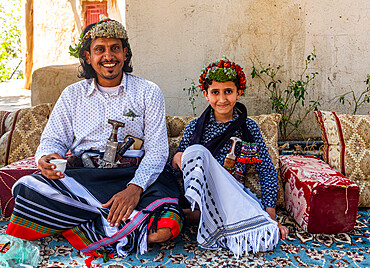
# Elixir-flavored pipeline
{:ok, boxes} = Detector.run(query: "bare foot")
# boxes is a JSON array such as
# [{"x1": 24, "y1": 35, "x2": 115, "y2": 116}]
[
  {"x1": 147, "y1": 227, "x2": 172, "y2": 243},
  {"x1": 183, "y1": 208, "x2": 201, "y2": 225}
]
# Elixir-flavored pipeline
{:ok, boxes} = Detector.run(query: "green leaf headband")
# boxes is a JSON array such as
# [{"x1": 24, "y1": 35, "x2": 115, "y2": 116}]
[
  {"x1": 69, "y1": 15, "x2": 129, "y2": 58},
  {"x1": 199, "y1": 57, "x2": 247, "y2": 92}
]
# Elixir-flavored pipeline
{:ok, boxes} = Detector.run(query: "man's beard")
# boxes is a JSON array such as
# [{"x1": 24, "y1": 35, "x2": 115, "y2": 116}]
[
  {"x1": 102, "y1": 72, "x2": 120, "y2": 80},
  {"x1": 98, "y1": 60, "x2": 122, "y2": 80}
]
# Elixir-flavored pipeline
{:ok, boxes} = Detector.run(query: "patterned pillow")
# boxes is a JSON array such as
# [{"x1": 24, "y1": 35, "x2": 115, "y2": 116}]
[
  {"x1": 247, "y1": 113, "x2": 283, "y2": 207},
  {"x1": 166, "y1": 116, "x2": 196, "y2": 159},
  {"x1": 0, "y1": 104, "x2": 53, "y2": 167},
  {"x1": 314, "y1": 111, "x2": 370, "y2": 207},
  {"x1": 166, "y1": 113, "x2": 284, "y2": 207}
]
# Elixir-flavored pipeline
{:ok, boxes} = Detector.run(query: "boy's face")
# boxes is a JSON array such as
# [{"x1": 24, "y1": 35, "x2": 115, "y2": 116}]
[
  {"x1": 85, "y1": 37, "x2": 128, "y2": 87},
  {"x1": 203, "y1": 81, "x2": 242, "y2": 123}
]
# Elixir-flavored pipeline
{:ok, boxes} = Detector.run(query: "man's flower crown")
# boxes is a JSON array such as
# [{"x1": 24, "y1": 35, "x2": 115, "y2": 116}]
[
  {"x1": 199, "y1": 58, "x2": 247, "y2": 92},
  {"x1": 69, "y1": 15, "x2": 129, "y2": 58}
]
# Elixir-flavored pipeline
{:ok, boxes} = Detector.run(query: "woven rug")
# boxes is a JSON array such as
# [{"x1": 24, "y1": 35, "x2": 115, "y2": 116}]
[{"x1": 1, "y1": 208, "x2": 369, "y2": 268}]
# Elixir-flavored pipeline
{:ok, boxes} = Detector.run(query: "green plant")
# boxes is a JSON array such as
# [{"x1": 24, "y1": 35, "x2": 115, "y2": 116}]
[
  {"x1": 0, "y1": 0, "x2": 23, "y2": 82},
  {"x1": 251, "y1": 51, "x2": 321, "y2": 140},
  {"x1": 337, "y1": 75, "x2": 370, "y2": 115},
  {"x1": 183, "y1": 81, "x2": 199, "y2": 116}
]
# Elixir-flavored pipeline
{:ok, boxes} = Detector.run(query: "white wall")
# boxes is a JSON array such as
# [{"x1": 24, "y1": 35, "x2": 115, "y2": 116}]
[
  {"x1": 126, "y1": 0, "x2": 369, "y2": 139},
  {"x1": 30, "y1": 0, "x2": 369, "y2": 139},
  {"x1": 33, "y1": 0, "x2": 79, "y2": 70}
]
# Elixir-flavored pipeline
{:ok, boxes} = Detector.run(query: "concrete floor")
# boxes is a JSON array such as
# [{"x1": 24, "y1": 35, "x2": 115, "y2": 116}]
[{"x1": 0, "y1": 79, "x2": 31, "y2": 111}]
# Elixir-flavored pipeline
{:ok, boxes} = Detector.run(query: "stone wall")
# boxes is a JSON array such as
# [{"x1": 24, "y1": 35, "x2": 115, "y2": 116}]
[
  {"x1": 32, "y1": 0, "x2": 126, "y2": 71},
  {"x1": 31, "y1": 64, "x2": 82, "y2": 106},
  {"x1": 33, "y1": 0, "x2": 79, "y2": 70},
  {"x1": 126, "y1": 0, "x2": 369, "y2": 139},
  {"x1": 30, "y1": 0, "x2": 369, "y2": 139}
]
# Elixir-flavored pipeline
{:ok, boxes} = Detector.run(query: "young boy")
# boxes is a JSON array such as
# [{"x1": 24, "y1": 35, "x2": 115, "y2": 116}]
[{"x1": 172, "y1": 58, "x2": 288, "y2": 256}]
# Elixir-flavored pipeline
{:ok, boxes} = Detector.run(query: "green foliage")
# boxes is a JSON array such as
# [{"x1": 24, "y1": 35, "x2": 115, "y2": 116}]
[
  {"x1": 183, "y1": 81, "x2": 199, "y2": 117},
  {"x1": 337, "y1": 75, "x2": 370, "y2": 115},
  {"x1": 69, "y1": 33, "x2": 84, "y2": 59},
  {"x1": 0, "y1": 0, "x2": 23, "y2": 82},
  {"x1": 251, "y1": 51, "x2": 321, "y2": 140}
]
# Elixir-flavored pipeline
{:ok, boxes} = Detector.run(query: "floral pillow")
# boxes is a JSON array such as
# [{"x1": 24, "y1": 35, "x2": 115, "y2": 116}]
[{"x1": 315, "y1": 111, "x2": 370, "y2": 207}]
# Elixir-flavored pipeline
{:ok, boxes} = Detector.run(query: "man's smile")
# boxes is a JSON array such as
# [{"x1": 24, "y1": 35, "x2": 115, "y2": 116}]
[{"x1": 100, "y1": 61, "x2": 119, "y2": 68}]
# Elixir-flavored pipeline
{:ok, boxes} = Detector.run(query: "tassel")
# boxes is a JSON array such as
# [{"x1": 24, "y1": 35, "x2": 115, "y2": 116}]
[
  {"x1": 223, "y1": 224, "x2": 279, "y2": 258},
  {"x1": 237, "y1": 142, "x2": 262, "y2": 164},
  {"x1": 85, "y1": 249, "x2": 114, "y2": 267}
]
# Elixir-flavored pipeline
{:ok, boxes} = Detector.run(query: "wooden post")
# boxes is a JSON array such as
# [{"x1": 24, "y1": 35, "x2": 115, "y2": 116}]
[{"x1": 24, "y1": 0, "x2": 33, "y2": 90}]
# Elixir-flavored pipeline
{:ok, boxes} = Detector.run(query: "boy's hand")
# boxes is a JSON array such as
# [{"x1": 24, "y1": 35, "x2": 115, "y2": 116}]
[
  {"x1": 171, "y1": 152, "x2": 183, "y2": 171},
  {"x1": 38, "y1": 153, "x2": 65, "y2": 179}
]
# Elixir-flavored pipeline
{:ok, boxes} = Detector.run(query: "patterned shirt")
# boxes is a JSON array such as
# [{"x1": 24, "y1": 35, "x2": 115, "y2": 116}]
[
  {"x1": 176, "y1": 109, "x2": 279, "y2": 208},
  {"x1": 35, "y1": 73, "x2": 169, "y2": 191}
]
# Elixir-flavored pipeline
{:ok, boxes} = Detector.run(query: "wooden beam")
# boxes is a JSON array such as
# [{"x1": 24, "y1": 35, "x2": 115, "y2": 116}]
[{"x1": 24, "y1": 0, "x2": 33, "y2": 90}]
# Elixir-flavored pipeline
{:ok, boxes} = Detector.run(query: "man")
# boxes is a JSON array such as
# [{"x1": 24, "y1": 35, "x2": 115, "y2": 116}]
[{"x1": 6, "y1": 17, "x2": 183, "y2": 257}]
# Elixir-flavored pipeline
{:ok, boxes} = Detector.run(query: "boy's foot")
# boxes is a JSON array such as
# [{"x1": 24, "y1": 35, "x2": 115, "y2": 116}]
[{"x1": 183, "y1": 208, "x2": 201, "y2": 225}]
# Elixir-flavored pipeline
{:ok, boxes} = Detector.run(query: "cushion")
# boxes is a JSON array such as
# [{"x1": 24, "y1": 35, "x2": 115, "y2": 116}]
[
  {"x1": 166, "y1": 113, "x2": 284, "y2": 207},
  {"x1": 314, "y1": 111, "x2": 370, "y2": 207},
  {"x1": 0, "y1": 156, "x2": 39, "y2": 219},
  {"x1": 281, "y1": 154, "x2": 359, "y2": 233},
  {"x1": 0, "y1": 104, "x2": 53, "y2": 167},
  {"x1": 246, "y1": 113, "x2": 284, "y2": 207},
  {"x1": 166, "y1": 116, "x2": 196, "y2": 159},
  {"x1": 0, "y1": 152, "x2": 74, "y2": 219}
]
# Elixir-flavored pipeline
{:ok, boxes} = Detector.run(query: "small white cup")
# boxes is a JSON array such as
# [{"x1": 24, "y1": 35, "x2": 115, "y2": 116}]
[{"x1": 50, "y1": 159, "x2": 67, "y2": 173}]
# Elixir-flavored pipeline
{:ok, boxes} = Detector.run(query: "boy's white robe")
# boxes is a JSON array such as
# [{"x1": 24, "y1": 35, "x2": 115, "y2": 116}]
[{"x1": 182, "y1": 144, "x2": 279, "y2": 257}]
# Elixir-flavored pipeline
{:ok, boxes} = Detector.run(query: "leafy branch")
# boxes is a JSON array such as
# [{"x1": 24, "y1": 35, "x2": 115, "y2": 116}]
[
  {"x1": 251, "y1": 51, "x2": 321, "y2": 140},
  {"x1": 337, "y1": 75, "x2": 370, "y2": 115},
  {"x1": 183, "y1": 81, "x2": 199, "y2": 117},
  {"x1": 0, "y1": 1, "x2": 23, "y2": 82}
]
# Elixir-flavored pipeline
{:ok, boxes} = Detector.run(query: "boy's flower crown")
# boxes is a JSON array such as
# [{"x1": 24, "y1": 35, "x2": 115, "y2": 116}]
[
  {"x1": 199, "y1": 58, "x2": 247, "y2": 92},
  {"x1": 69, "y1": 15, "x2": 129, "y2": 58}
]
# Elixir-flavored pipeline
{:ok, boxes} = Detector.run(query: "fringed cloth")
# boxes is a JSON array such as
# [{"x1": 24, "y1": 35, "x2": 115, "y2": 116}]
[
  {"x1": 6, "y1": 167, "x2": 183, "y2": 257},
  {"x1": 182, "y1": 145, "x2": 279, "y2": 257}
]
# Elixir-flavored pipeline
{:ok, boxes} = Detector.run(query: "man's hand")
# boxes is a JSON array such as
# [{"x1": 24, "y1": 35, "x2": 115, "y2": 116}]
[
  {"x1": 265, "y1": 207, "x2": 289, "y2": 240},
  {"x1": 102, "y1": 184, "x2": 143, "y2": 227},
  {"x1": 171, "y1": 152, "x2": 183, "y2": 171},
  {"x1": 38, "y1": 153, "x2": 65, "y2": 179}
]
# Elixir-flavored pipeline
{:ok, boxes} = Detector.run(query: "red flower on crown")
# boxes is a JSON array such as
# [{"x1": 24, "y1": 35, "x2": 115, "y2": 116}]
[{"x1": 199, "y1": 58, "x2": 246, "y2": 92}]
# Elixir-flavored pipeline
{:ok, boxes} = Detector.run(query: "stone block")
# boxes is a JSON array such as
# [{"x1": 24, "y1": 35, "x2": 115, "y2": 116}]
[{"x1": 31, "y1": 64, "x2": 82, "y2": 106}]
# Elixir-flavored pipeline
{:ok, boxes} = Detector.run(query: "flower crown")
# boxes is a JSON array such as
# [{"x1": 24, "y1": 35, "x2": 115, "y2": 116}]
[
  {"x1": 199, "y1": 58, "x2": 247, "y2": 92},
  {"x1": 69, "y1": 15, "x2": 129, "y2": 58}
]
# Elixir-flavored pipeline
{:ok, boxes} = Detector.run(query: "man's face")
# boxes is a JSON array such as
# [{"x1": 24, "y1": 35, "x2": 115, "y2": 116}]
[{"x1": 85, "y1": 37, "x2": 128, "y2": 87}]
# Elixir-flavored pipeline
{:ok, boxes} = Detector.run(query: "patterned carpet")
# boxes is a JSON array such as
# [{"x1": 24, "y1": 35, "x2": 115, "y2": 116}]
[{"x1": 1, "y1": 208, "x2": 369, "y2": 268}]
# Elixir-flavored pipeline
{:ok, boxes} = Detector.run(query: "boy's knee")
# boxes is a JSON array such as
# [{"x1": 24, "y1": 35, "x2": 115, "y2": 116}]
[{"x1": 147, "y1": 227, "x2": 172, "y2": 243}]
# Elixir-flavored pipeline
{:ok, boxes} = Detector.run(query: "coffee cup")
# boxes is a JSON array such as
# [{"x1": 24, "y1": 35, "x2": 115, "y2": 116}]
[{"x1": 50, "y1": 159, "x2": 67, "y2": 173}]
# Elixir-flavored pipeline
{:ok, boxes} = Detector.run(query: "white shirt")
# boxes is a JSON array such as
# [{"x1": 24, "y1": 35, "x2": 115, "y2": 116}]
[{"x1": 35, "y1": 73, "x2": 169, "y2": 191}]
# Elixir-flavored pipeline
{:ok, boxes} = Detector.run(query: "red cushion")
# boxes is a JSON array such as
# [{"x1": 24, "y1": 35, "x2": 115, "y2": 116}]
[
  {"x1": 0, "y1": 156, "x2": 39, "y2": 219},
  {"x1": 280, "y1": 154, "x2": 359, "y2": 234}
]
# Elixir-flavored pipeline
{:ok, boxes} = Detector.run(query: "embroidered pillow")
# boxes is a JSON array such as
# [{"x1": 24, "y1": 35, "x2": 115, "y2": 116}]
[
  {"x1": 246, "y1": 113, "x2": 283, "y2": 207},
  {"x1": 166, "y1": 116, "x2": 196, "y2": 159},
  {"x1": 314, "y1": 111, "x2": 370, "y2": 207},
  {"x1": 0, "y1": 104, "x2": 53, "y2": 167}
]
